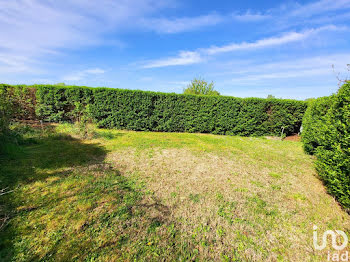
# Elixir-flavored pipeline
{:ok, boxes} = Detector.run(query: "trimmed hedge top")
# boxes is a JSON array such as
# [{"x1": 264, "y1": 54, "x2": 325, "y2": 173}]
[{"x1": 1, "y1": 84, "x2": 307, "y2": 136}]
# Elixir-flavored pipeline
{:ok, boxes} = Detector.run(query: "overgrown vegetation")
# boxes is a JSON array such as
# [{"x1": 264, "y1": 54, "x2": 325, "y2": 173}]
[
  {"x1": 302, "y1": 82, "x2": 350, "y2": 210},
  {"x1": 1, "y1": 84, "x2": 307, "y2": 136}
]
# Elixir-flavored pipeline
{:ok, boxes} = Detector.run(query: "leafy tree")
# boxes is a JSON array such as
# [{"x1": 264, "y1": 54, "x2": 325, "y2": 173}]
[
  {"x1": 267, "y1": 94, "x2": 276, "y2": 99},
  {"x1": 183, "y1": 78, "x2": 220, "y2": 96}
]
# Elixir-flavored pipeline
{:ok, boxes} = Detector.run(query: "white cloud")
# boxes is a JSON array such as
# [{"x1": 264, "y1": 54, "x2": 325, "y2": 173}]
[
  {"x1": 211, "y1": 54, "x2": 348, "y2": 99},
  {"x1": 84, "y1": 68, "x2": 105, "y2": 74},
  {"x1": 214, "y1": 53, "x2": 350, "y2": 77},
  {"x1": 143, "y1": 10, "x2": 271, "y2": 34},
  {"x1": 63, "y1": 68, "x2": 105, "y2": 81},
  {"x1": 1, "y1": 0, "x2": 350, "y2": 98},
  {"x1": 210, "y1": 53, "x2": 350, "y2": 97},
  {"x1": 140, "y1": 0, "x2": 350, "y2": 35},
  {"x1": 142, "y1": 51, "x2": 202, "y2": 68},
  {"x1": 0, "y1": 0, "x2": 172, "y2": 73},
  {"x1": 289, "y1": 0, "x2": 350, "y2": 17},
  {"x1": 257, "y1": 0, "x2": 350, "y2": 33},
  {"x1": 140, "y1": 25, "x2": 346, "y2": 68},
  {"x1": 204, "y1": 25, "x2": 345, "y2": 55},
  {"x1": 0, "y1": 53, "x2": 42, "y2": 74},
  {"x1": 232, "y1": 11, "x2": 270, "y2": 22},
  {"x1": 0, "y1": 0, "x2": 174, "y2": 55},
  {"x1": 143, "y1": 14, "x2": 224, "y2": 33},
  {"x1": 229, "y1": 68, "x2": 332, "y2": 83},
  {"x1": 205, "y1": 32, "x2": 306, "y2": 55}
]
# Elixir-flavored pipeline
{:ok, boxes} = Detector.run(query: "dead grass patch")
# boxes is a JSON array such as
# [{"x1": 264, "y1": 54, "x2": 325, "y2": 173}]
[{"x1": 108, "y1": 146, "x2": 350, "y2": 261}]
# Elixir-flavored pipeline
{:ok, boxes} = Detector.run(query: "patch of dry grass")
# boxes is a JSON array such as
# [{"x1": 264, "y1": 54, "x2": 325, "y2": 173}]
[{"x1": 105, "y1": 135, "x2": 350, "y2": 261}]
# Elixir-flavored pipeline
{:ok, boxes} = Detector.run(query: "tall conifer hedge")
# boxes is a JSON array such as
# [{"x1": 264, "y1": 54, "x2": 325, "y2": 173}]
[
  {"x1": 1, "y1": 84, "x2": 307, "y2": 136},
  {"x1": 302, "y1": 82, "x2": 350, "y2": 210}
]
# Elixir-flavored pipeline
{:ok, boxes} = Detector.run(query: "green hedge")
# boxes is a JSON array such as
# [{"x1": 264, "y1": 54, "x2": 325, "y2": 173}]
[
  {"x1": 35, "y1": 85, "x2": 93, "y2": 122},
  {"x1": 0, "y1": 86, "x2": 11, "y2": 137},
  {"x1": 0, "y1": 84, "x2": 36, "y2": 121},
  {"x1": 302, "y1": 82, "x2": 350, "y2": 210},
  {"x1": 301, "y1": 96, "x2": 334, "y2": 154},
  {"x1": 1, "y1": 84, "x2": 307, "y2": 136},
  {"x1": 0, "y1": 84, "x2": 36, "y2": 142},
  {"x1": 32, "y1": 85, "x2": 306, "y2": 136}
]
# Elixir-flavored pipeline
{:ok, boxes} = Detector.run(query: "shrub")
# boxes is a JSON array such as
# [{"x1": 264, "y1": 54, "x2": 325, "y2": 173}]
[
  {"x1": 301, "y1": 96, "x2": 334, "y2": 154},
  {"x1": 0, "y1": 86, "x2": 13, "y2": 137},
  {"x1": 301, "y1": 82, "x2": 350, "y2": 210},
  {"x1": 0, "y1": 85, "x2": 30, "y2": 155},
  {"x1": 314, "y1": 83, "x2": 350, "y2": 210},
  {"x1": 0, "y1": 84, "x2": 36, "y2": 122},
  {"x1": 35, "y1": 85, "x2": 93, "y2": 122}
]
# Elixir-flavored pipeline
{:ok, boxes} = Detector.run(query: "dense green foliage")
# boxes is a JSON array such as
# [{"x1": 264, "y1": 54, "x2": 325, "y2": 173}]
[
  {"x1": 0, "y1": 84, "x2": 36, "y2": 122},
  {"x1": 1, "y1": 84, "x2": 306, "y2": 136},
  {"x1": 0, "y1": 87, "x2": 12, "y2": 137},
  {"x1": 183, "y1": 78, "x2": 220, "y2": 96},
  {"x1": 301, "y1": 96, "x2": 334, "y2": 154},
  {"x1": 35, "y1": 85, "x2": 306, "y2": 136},
  {"x1": 35, "y1": 85, "x2": 93, "y2": 122},
  {"x1": 302, "y1": 82, "x2": 350, "y2": 210},
  {"x1": 0, "y1": 85, "x2": 37, "y2": 154},
  {"x1": 315, "y1": 83, "x2": 350, "y2": 210}
]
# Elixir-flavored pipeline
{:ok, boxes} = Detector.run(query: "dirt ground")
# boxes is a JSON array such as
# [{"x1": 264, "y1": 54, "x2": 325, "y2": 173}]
[{"x1": 284, "y1": 134, "x2": 301, "y2": 142}]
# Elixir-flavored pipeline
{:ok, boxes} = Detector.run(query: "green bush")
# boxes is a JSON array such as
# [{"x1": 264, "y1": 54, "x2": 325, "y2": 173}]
[
  {"x1": 314, "y1": 83, "x2": 350, "y2": 210},
  {"x1": 2, "y1": 84, "x2": 307, "y2": 136},
  {"x1": 0, "y1": 86, "x2": 13, "y2": 137},
  {"x1": 0, "y1": 85, "x2": 26, "y2": 155},
  {"x1": 301, "y1": 96, "x2": 334, "y2": 154},
  {"x1": 302, "y1": 82, "x2": 350, "y2": 210},
  {"x1": 0, "y1": 84, "x2": 36, "y2": 121},
  {"x1": 35, "y1": 85, "x2": 93, "y2": 122}
]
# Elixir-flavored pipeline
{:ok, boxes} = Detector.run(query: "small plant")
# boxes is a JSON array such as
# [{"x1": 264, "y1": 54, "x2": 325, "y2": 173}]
[{"x1": 71, "y1": 103, "x2": 95, "y2": 139}]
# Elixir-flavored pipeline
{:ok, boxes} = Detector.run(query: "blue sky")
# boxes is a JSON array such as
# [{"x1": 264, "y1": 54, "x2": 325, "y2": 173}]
[{"x1": 1, "y1": 0, "x2": 350, "y2": 99}]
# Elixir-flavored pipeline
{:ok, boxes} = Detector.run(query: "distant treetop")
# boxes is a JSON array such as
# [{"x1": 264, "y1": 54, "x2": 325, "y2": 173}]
[{"x1": 183, "y1": 78, "x2": 220, "y2": 96}]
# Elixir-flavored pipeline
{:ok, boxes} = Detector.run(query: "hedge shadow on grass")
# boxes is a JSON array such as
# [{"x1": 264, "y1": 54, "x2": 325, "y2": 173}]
[{"x1": 0, "y1": 130, "x2": 107, "y2": 260}]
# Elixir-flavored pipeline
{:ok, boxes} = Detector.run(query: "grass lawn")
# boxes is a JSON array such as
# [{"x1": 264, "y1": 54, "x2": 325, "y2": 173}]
[{"x1": 0, "y1": 123, "x2": 349, "y2": 261}]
